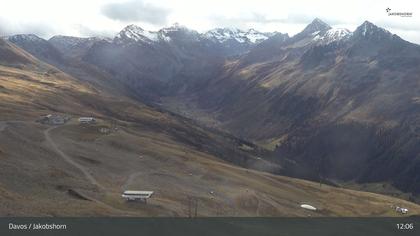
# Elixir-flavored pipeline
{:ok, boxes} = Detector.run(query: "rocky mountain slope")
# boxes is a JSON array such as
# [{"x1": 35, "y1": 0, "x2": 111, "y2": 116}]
[
  {"x1": 5, "y1": 34, "x2": 65, "y2": 65},
  {"x1": 49, "y1": 35, "x2": 109, "y2": 59},
  {"x1": 178, "y1": 19, "x2": 420, "y2": 196}
]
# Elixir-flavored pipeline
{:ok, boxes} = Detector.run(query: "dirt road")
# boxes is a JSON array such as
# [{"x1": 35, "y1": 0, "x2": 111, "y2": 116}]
[
  {"x1": 0, "y1": 122, "x2": 7, "y2": 132},
  {"x1": 122, "y1": 171, "x2": 145, "y2": 190},
  {"x1": 42, "y1": 125, "x2": 153, "y2": 215},
  {"x1": 44, "y1": 126, "x2": 104, "y2": 189}
]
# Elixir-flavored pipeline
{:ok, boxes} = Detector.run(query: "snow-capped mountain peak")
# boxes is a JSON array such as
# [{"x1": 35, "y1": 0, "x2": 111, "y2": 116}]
[
  {"x1": 204, "y1": 28, "x2": 271, "y2": 44},
  {"x1": 245, "y1": 29, "x2": 273, "y2": 43},
  {"x1": 353, "y1": 21, "x2": 394, "y2": 40},
  {"x1": 113, "y1": 24, "x2": 273, "y2": 47},
  {"x1": 204, "y1": 28, "x2": 243, "y2": 43},
  {"x1": 6, "y1": 34, "x2": 45, "y2": 42},
  {"x1": 49, "y1": 35, "x2": 109, "y2": 46},
  {"x1": 302, "y1": 18, "x2": 332, "y2": 35},
  {"x1": 115, "y1": 24, "x2": 159, "y2": 43}
]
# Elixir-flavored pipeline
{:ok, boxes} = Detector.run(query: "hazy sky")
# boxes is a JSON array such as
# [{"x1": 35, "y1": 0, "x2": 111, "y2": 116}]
[{"x1": 0, "y1": 0, "x2": 419, "y2": 43}]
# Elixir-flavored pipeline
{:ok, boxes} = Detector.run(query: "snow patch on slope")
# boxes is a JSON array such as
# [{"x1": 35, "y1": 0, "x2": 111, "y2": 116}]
[{"x1": 312, "y1": 28, "x2": 352, "y2": 44}]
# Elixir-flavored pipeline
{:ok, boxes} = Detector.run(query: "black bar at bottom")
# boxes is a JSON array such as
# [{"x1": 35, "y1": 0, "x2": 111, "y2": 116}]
[{"x1": 1, "y1": 217, "x2": 419, "y2": 236}]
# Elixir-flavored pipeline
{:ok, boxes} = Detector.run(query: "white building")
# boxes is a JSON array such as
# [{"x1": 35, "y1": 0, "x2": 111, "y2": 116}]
[
  {"x1": 79, "y1": 117, "x2": 96, "y2": 124},
  {"x1": 122, "y1": 190, "x2": 154, "y2": 203},
  {"x1": 300, "y1": 204, "x2": 317, "y2": 211},
  {"x1": 396, "y1": 206, "x2": 408, "y2": 214}
]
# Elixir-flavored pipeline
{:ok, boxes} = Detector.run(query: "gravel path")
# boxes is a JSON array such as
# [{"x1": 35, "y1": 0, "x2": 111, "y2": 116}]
[{"x1": 44, "y1": 126, "x2": 104, "y2": 189}]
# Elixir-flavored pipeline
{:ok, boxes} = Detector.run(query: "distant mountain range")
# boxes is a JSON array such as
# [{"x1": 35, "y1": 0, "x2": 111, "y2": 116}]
[{"x1": 4, "y1": 18, "x2": 420, "y2": 197}]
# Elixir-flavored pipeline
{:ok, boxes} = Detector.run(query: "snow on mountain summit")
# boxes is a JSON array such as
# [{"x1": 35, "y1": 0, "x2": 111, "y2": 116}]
[
  {"x1": 160, "y1": 23, "x2": 190, "y2": 33},
  {"x1": 312, "y1": 28, "x2": 352, "y2": 44},
  {"x1": 115, "y1": 23, "x2": 202, "y2": 44},
  {"x1": 245, "y1": 29, "x2": 274, "y2": 43},
  {"x1": 301, "y1": 18, "x2": 332, "y2": 35},
  {"x1": 115, "y1": 24, "x2": 159, "y2": 43},
  {"x1": 353, "y1": 21, "x2": 397, "y2": 41},
  {"x1": 112, "y1": 20, "x2": 357, "y2": 48},
  {"x1": 204, "y1": 28, "x2": 272, "y2": 44},
  {"x1": 6, "y1": 34, "x2": 44, "y2": 42}
]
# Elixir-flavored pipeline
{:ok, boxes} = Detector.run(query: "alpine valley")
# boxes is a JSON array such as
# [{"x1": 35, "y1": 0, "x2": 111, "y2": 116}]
[{"x1": 1, "y1": 18, "x2": 420, "y2": 216}]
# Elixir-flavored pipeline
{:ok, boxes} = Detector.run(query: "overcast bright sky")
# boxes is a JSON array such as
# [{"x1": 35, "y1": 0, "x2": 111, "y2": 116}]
[{"x1": 0, "y1": 0, "x2": 418, "y2": 43}]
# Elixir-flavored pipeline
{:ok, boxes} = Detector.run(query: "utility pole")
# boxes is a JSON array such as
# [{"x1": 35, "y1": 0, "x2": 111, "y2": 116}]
[
  {"x1": 318, "y1": 155, "x2": 327, "y2": 187},
  {"x1": 187, "y1": 196, "x2": 192, "y2": 218},
  {"x1": 110, "y1": 119, "x2": 117, "y2": 131},
  {"x1": 187, "y1": 196, "x2": 198, "y2": 217},
  {"x1": 194, "y1": 198, "x2": 198, "y2": 217}
]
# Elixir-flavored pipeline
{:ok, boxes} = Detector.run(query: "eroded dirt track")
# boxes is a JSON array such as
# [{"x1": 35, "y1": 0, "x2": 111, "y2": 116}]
[{"x1": 44, "y1": 126, "x2": 104, "y2": 189}]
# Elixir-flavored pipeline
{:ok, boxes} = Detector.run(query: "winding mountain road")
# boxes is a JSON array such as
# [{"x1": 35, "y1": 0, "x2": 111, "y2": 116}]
[
  {"x1": 0, "y1": 120, "x2": 155, "y2": 215},
  {"x1": 44, "y1": 126, "x2": 104, "y2": 189},
  {"x1": 42, "y1": 125, "x2": 148, "y2": 215}
]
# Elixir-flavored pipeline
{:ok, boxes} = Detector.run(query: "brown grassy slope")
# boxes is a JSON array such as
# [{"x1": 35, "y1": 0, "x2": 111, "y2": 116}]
[
  {"x1": 0, "y1": 39, "x2": 35, "y2": 65},
  {"x1": 1, "y1": 119, "x2": 420, "y2": 216},
  {"x1": 49, "y1": 122, "x2": 420, "y2": 216}
]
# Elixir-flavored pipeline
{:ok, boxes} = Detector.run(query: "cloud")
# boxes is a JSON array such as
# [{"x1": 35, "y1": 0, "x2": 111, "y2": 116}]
[
  {"x1": 101, "y1": 0, "x2": 170, "y2": 25},
  {"x1": 75, "y1": 24, "x2": 116, "y2": 38},
  {"x1": 208, "y1": 13, "x2": 284, "y2": 30},
  {"x1": 208, "y1": 12, "x2": 341, "y2": 33},
  {"x1": 0, "y1": 17, "x2": 56, "y2": 38},
  {"x1": 0, "y1": 0, "x2": 418, "y2": 44},
  {"x1": 209, "y1": 11, "x2": 351, "y2": 29}
]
